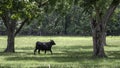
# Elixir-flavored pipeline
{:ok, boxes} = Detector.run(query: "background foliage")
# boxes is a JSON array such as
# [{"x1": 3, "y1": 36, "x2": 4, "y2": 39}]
[{"x1": 0, "y1": 1, "x2": 120, "y2": 36}]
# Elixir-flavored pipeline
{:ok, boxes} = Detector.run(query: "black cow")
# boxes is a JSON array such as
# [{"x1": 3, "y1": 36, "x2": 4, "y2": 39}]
[{"x1": 34, "y1": 40, "x2": 56, "y2": 55}]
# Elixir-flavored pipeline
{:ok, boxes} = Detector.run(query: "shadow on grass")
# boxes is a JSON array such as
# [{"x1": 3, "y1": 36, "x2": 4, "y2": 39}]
[
  {"x1": 107, "y1": 51, "x2": 120, "y2": 59},
  {"x1": 15, "y1": 45, "x2": 93, "y2": 50},
  {"x1": 0, "y1": 45, "x2": 93, "y2": 63},
  {"x1": 0, "y1": 45, "x2": 119, "y2": 63},
  {"x1": 16, "y1": 47, "x2": 34, "y2": 50},
  {"x1": 4, "y1": 51, "x2": 93, "y2": 63},
  {"x1": 0, "y1": 52, "x2": 28, "y2": 56},
  {"x1": 105, "y1": 45, "x2": 119, "y2": 47},
  {"x1": 63, "y1": 45, "x2": 92, "y2": 49}
]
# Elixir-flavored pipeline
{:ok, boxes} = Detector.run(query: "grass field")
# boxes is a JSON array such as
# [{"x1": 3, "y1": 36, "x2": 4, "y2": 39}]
[{"x1": 0, "y1": 36, "x2": 120, "y2": 68}]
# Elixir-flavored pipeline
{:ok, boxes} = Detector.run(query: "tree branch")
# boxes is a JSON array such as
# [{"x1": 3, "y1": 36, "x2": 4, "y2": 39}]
[
  {"x1": 1, "y1": 15, "x2": 9, "y2": 29},
  {"x1": 37, "y1": 0, "x2": 48, "y2": 8},
  {"x1": 14, "y1": 18, "x2": 29, "y2": 36},
  {"x1": 103, "y1": 0, "x2": 120, "y2": 24}
]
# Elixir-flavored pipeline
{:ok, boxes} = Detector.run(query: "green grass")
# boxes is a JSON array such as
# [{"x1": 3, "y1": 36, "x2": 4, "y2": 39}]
[{"x1": 0, "y1": 36, "x2": 120, "y2": 68}]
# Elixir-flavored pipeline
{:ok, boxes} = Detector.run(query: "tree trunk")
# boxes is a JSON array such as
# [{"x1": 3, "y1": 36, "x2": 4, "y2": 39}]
[
  {"x1": 4, "y1": 29, "x2": 15, "y2": 52},
  {"x1": 90, "y1": 0, "x2": 120, "y2": 57},
  {"x1": 91, "y1": 19, "x2": 106, "y2": 57},
  {"x1": 4, "y1": 19, "x2": 16, "y2": 53},
  {"x1": 102, "y1": 32, "x2": 107, "y2": 46},
  {"x1": 101, "y1": 20, "x2": 107, "y2": 46},
  {"x1": 64, "y1": 14, "x2": 71, "y2": 35}
]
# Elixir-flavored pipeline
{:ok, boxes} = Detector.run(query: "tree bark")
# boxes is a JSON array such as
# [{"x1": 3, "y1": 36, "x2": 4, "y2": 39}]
[
  {"x1": 91, "y1": 17, "x2": 106, "y2": 57},
  {"x1": 4, "y1": 29, "x2": 15, "y2": 52},
  {"x1": 102, "y1": 32, "x2": 107, "y2": 46},
  {"x1": 92, "y1": 5, "x2": 106, "y2": 57},
  {"x1": 4, "y1": 19, "x2": 16, "y2": 53}
]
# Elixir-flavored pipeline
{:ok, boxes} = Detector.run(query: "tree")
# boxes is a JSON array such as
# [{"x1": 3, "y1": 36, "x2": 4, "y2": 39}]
[
  {"x1": 0, "y1": 0, "x2": 48, "y2": 52},
  {"x1": 107, "y1": 6, "x2": 120, "y2": 36},
  {"x1": 82, "y1": 0, "x2": 120, "y2": 57}
]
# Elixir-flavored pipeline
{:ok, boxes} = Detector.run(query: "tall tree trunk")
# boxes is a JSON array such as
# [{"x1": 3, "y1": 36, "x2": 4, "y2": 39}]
[
  {"x1": 64, "y1": 14, "x2": 71, "y2": 35},
  {"x1": 4, "y1": 29, "x2": 15, "y2": 52},
  {"x1": 102, "y1": 32, "x2": 107, "y2": 46},
  {"x1": 91, "y1": 18, "x2": 106, "y2": 57},
  {"x1": 91, "y1": 0, "x2": 120, "y2": 48},
  {"x1": 4, "y1": 19, "x2": 16, "y2": 53}
]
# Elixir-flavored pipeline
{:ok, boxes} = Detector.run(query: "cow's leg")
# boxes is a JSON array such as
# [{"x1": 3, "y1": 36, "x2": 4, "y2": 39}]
[
  {"x1": 38, "y1": 49, "x2": 40, "y2": 54},
  {"x1": 34, "y1": 48, "x2": 37, "y2": 55},
  {"x1": 50, "y1": 50, "x2": 53, "y2": 54}
]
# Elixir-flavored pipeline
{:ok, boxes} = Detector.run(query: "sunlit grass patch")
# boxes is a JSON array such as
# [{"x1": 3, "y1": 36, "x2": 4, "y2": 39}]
[{"x1": 0, "y1": 36, "x2": 120, "y2": 68}]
